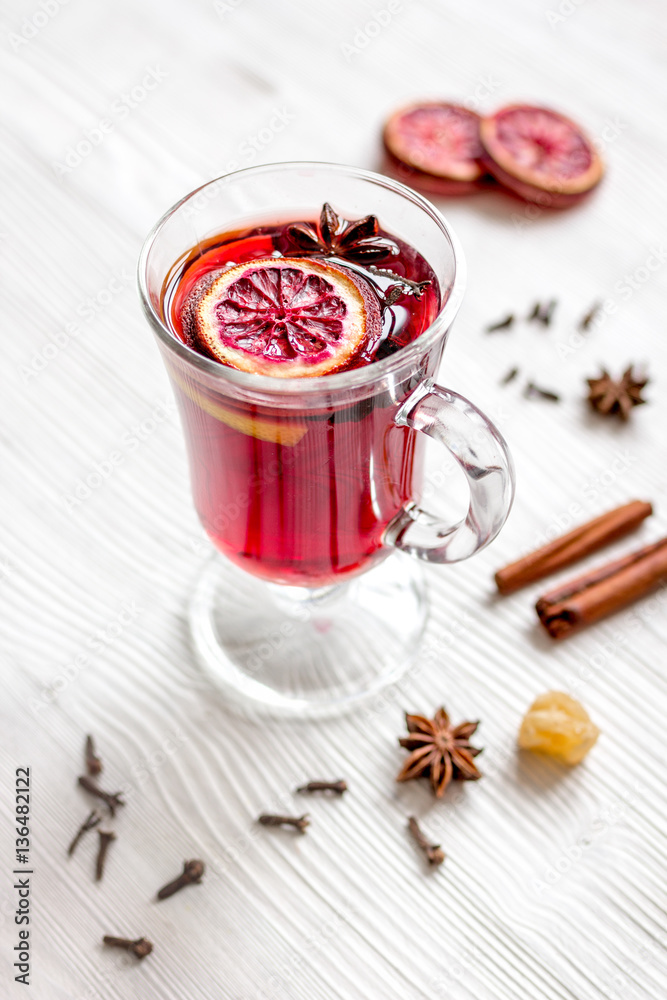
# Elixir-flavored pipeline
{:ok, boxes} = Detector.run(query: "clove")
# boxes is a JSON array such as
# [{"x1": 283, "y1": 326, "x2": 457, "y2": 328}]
[
  {"x1": 528, "y1": 300, "x2": 557, "y2": 326},
  {"x1": 67, "y1": 809, "x2": 101, "y2": 857},
  {"x1": 408, "y1": 816, "x2": 445, "y2": 866},
  {"x1": 485, "y1": 314, "x2": 514, "y2": 333},
  {"x1": 579, "y1": 301, "x2": 601, "y2": 331},
  {"x1": 258, "y1": 813, "x2": 310, "y2": 833},
  {"x1": 85, "y1": 735, "x2": 102, "y2": 776},
  {"x1": 156, "y1": 859, "x2": 205, "y2": 900},
  {"x1": 524, "y1": 381, "x2": 561, "y2": 403},
  {"x1": 500, "y1": 366, "x2": 519, "y2": 385},
  {"x1": 95, "y1": 830, "x2": 116, "y2": 881},
  {"x1": 296, "y1": 780, "x2": 348, "y2": 795},
  {"x1": 78, "y1": 775, "x2": 124, "y2": 816},
  {"x1": 103, "y1": 935, "x2": 153, "y2": 959}
]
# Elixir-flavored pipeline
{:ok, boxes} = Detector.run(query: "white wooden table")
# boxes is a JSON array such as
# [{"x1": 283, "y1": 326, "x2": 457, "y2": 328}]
[{"x1": 2, "y1": 1, "x2": 667, "y2": 997}]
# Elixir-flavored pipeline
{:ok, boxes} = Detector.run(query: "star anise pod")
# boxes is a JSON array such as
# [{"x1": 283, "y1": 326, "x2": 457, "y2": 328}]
[
  {"x1": 586, "y1": 366, "x2": 648, "y2": 420},
  {"x1": 284, "y1": 202, "x2": 399, "y2": 264},
  {"x1": 397, "y1": 708, "x2": 482, "y2": 798}
]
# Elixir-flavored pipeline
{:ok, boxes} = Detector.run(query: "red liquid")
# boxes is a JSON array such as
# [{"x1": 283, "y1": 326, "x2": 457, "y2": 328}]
[{"x1": 163, "y1": 219, "x2": 443, "y2": 586}]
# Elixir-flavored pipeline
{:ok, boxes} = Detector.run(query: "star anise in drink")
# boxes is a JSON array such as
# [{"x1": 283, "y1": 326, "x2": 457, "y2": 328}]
[
  {"x1": 283, "y1": 202, "x2": 399, "y2": 264},
  {"x1": 397, "y1": 708, "x2": 483, "y2": 798},
  {"x1": 586, "y1": 366, "x2": 648, "y2": 420}
]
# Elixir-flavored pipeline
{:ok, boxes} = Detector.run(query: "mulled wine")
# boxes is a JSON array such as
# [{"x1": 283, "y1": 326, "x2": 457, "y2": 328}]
[{"x1": 161, "y1": 205, "x2": 443, "y2": 586}]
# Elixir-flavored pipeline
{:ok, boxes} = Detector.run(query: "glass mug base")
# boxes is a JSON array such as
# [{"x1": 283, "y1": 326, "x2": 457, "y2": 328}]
[{"x1": 189, "y1": 550, "x2": 427, "y2": 718}]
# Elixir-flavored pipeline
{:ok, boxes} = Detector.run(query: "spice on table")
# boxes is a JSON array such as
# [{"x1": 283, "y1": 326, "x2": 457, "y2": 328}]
[
  {"x1": 586, "y1": 366, "x2": 648, "y2": 419},
  {"x1": 67, "y1": 809, "x2": 101, "y2": 857},
  {"x1": 156, "y1": 859, "x2": 205, "y2": 900},
  {"x1": 78, "y1": 775, "x2": 124, "y2": 816},
  {"x1": 485, "y1": 313, "x2": 514, "y2": 332},
  {"x1": 296, "y1": 780, "x2": 348, "y2": 795},
  {"x1": 85, "y1": 735, "x2": 102, "y2": 776},
  {"x1": 95, "y1": 830, "x2": 116, "y2": 881},
  {"x1": 527, "y1": 300, "x2": 557, "y2": 326},
  {"x1": 257, "y1": 813, "x2": 310, "y2": 833},
  {"x1": 523, "y1": 381, "x2": 560, "y2": 402},
  {"x1": 500, "y1": 366, "x2": 519, "y2": 385},
  {"x1": 494, "y1": 500, "x2": 653, "y2": 595},
  {"x1": 103, "y1": 935, "x2": 153, "y2": 959},
  {"x1": 518, "y1": 692, "x2": 600, "y2": 764},
  {"x1": 397, "y1": 708, "x2": 482, "y2": 798},
  {"x1": 535, "y1": 536, "x2": 667, "y2": 639},
  {"x1": 407, "y1": 816, "x2": 445, "y2": 866},
  {"x1": 578, "y1": 301, "x2": 601, "y2": 331}
]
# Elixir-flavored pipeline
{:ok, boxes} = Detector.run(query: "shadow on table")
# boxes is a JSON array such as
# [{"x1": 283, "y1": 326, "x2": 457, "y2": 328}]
[{"x1": 513, "y1": 747, "x2": 577, "y2": 794}]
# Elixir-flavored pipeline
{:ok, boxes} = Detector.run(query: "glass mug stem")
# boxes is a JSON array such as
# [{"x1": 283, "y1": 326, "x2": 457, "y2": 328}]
[{"x1": 385, "y1": 379, "x2": 515, "y2": 562}]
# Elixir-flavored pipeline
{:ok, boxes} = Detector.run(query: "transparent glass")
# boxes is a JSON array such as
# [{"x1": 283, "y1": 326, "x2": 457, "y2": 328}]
[{"x1": 138, "y1": 162, "x2": 515, "y2": 717}]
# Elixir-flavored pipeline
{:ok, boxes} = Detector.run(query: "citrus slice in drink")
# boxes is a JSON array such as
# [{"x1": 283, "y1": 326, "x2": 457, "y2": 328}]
[
  {"x1": 383, "y1": 102, "x2": 485, "y2": 194},
  {"x1": 167, "y1": 365, "x2": 308, "y2": 445},
  {"x1": 479, "y1": 105, "x2": 604, "y2": 206},
  {"x1": 182, "y1": 257, "x2": 382, "y2": 377}
]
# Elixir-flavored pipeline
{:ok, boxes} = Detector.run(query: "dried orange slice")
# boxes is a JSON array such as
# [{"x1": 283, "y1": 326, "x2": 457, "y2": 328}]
[
  {"x1": 383, "y1": 102, "x2": 485, "y2": 194},
  {"x1": 182, "y1": 257, "x2": 381, "y2": 378},
  {"x1": 480, "y1": 105, "x2": 604, "y2": 206}
]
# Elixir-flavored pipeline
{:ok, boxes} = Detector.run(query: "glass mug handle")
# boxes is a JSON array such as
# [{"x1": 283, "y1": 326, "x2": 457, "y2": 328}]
[{"x1": 385, "y1": 379, "x2": 515, "y2": 563}]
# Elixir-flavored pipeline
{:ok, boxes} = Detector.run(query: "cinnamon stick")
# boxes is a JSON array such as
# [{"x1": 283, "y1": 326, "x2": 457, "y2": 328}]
[
  {"x1": 495, "y1": 500, "x2": 652, "y2": 594},
  {"x1": 536, "y1": 537, "x2": 667, "y2": 639}
]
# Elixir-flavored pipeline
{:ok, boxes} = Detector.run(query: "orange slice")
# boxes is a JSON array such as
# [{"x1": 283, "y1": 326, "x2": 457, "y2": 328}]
[
  {"x1": 383, "y1": 102, "x2": 484, "y2": 191},
  {"x1": 480, "y1": 105, "x2": 604, "y2": 206},
  {"x1": 168, "y1": 366, "x2": 308, "y2": 446},
  {"x1": 181, "y1": 257, "x2": 382, "y2": 378}
]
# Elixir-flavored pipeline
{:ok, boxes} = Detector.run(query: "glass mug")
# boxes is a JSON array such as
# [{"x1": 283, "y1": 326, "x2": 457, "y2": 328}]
[{"x1": 138, "y1": 162, "x2": 514, "y2": 716}]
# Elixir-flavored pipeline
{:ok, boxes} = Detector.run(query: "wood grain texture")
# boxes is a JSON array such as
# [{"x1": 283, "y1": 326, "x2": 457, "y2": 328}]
[{"x1": 1, "y1": 0, "x2": 667, "y2": 997}]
